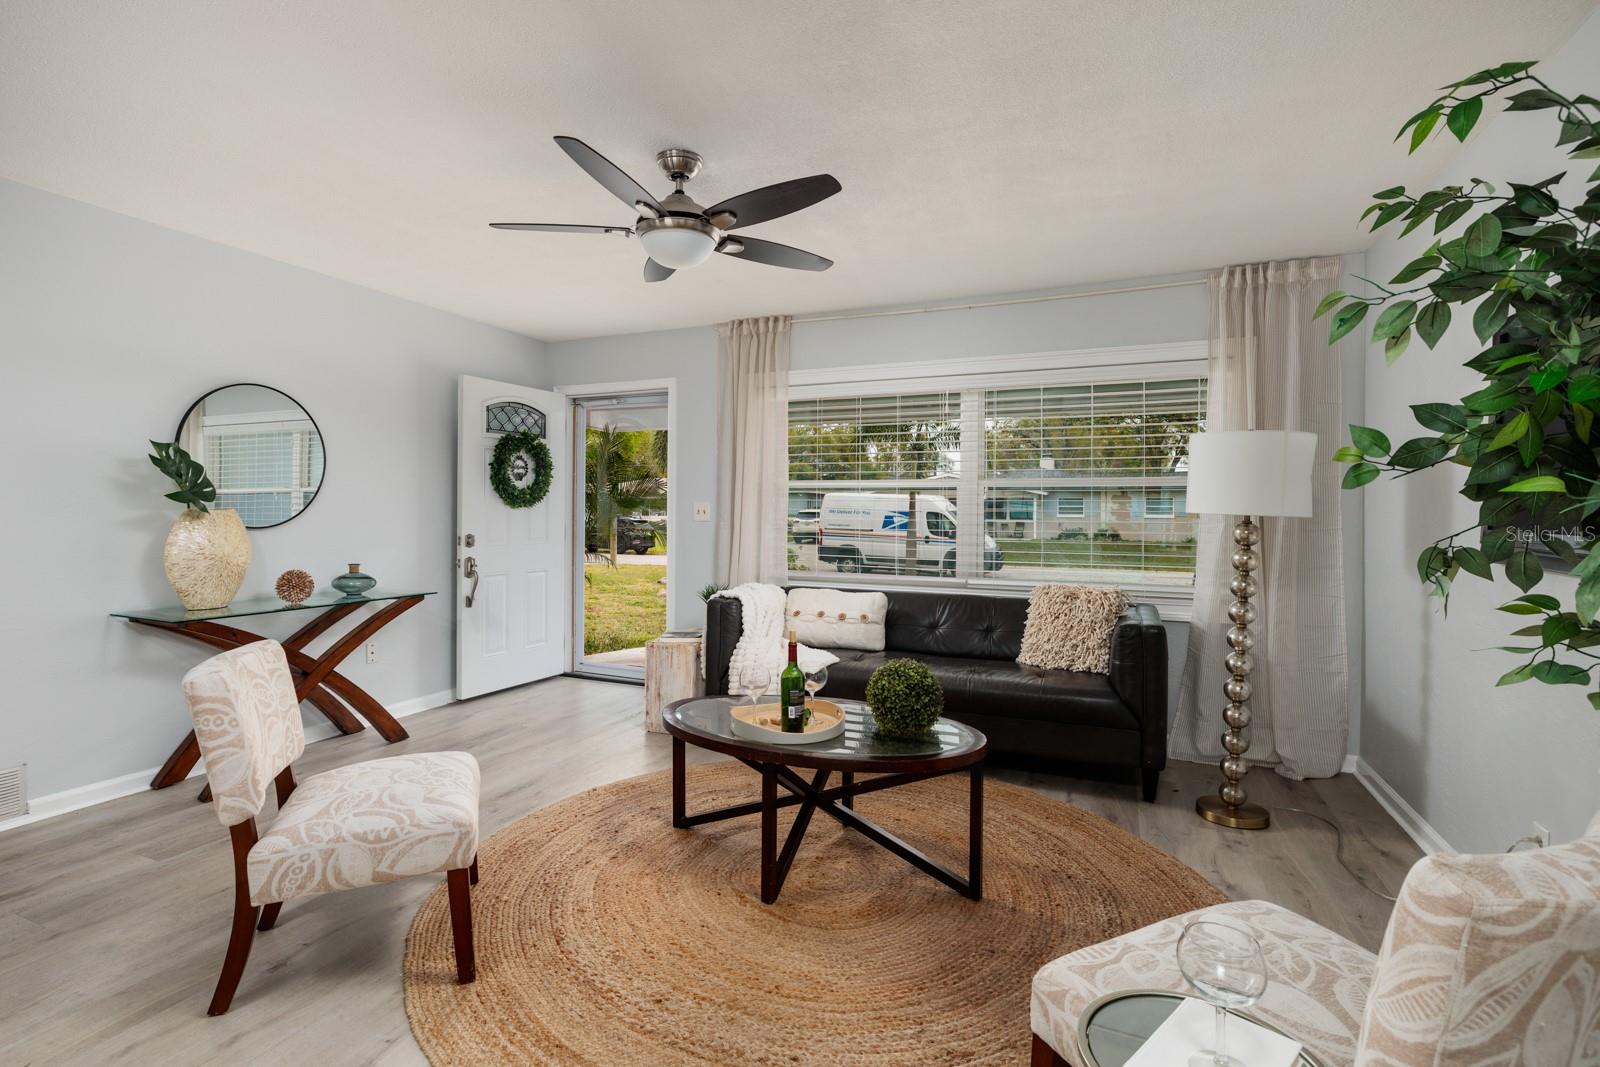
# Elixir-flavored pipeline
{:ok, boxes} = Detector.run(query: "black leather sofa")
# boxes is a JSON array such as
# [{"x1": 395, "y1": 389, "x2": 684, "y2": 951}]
[{"x1": 704, "y1": 589, "x2": 1168, "y2": 802}]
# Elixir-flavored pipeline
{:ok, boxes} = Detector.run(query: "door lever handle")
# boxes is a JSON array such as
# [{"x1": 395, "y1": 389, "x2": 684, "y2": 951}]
[{"x1": 463, "y1": 556, "x2": 479, "y2": 607}]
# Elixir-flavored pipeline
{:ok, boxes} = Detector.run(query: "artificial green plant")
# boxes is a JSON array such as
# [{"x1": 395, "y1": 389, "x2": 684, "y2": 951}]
[
  {"x1": 1321, "y1": 61, "x2": 1600, "y2": 704},
  {"x1": 148, "y1": 440, "x2": 216, "y2": 512}
]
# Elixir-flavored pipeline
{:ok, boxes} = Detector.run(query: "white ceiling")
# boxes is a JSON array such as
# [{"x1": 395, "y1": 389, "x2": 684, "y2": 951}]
[{"x1": 2, "y1": 1, "x2": 1593, "y2": 342}]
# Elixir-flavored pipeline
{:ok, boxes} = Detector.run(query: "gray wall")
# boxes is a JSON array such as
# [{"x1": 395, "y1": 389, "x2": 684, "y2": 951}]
[
  {"x1": 546, "y1": 270, "x2": 1367, "y2": 753},
  {"x1": 0, "y1": 179, "x2": 548, "y2": 802},
  {"x1": 1358, "y1": 9, "x2": 1600, "y2": 849}
]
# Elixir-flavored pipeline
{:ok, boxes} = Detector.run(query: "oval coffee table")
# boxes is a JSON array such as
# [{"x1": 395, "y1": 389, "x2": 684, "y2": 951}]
[{"x1": 662, "y1": 696, "x2": 987, "y2": 904}]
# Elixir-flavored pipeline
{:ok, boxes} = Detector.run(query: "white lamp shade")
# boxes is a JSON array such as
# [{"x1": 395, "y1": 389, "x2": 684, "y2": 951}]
[
  {"x1": 638, "y1": 227, "x2": 715, "y2": 269},
  {"x1": 1185, "y1": 430, "x2": 1316, "y2": 518}
]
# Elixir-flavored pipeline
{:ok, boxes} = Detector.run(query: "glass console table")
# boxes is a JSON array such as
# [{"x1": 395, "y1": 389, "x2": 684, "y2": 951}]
[{"x1": 112, "y1": 589, "x2": 435, "y2": 797}]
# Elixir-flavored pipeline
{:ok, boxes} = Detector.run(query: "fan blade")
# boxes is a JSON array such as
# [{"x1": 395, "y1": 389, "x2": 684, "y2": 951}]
[
  {"x1": 554, "y1": 136, "x2": 662, "y2": 214},
  {"x1": 705, "y1": 175, "x2": 840, "y2": 230},
  {"x1": 490, "y1": 223, "x2": 632, "y2": 235},
  {"x1": 717, "y1": 235, "x2": 832, "y2": 271},
  {"x1": 643, "y1": 259, "x2": 675, "y2": 282}
]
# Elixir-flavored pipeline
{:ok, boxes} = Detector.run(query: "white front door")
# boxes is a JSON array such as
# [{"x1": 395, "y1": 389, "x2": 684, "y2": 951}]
[{"x1": 456, "y1": 376, "x2": 569, "y2": 699}]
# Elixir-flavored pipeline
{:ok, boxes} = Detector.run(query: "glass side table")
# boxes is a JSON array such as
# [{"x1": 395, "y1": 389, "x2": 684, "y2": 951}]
[{"x1": 1076, "y1": 990, "x2": 1326, "y2": 1067}]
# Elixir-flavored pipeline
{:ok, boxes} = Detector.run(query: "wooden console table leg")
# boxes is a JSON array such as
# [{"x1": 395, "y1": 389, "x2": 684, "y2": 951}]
[{"x1": 151, "y1": 730, "x2": 201, "y2": 789}]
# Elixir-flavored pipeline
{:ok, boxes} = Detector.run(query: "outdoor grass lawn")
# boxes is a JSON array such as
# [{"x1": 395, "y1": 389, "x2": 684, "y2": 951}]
[
  {"x1": 994, "y1": 537, "x2": 1197, "y2": 573},
  {"x1": 584, "y1": 563, "x2": 666, "y2": 654}
]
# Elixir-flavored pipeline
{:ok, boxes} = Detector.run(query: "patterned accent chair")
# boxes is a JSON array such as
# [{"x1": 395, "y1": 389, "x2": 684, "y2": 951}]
[
  {"x1": 182, "y1": 640, "x2": 481, "y2": 1015},
  {"x1": 1031, "y1": 813, "x2": 1600, "y2": 1066}
]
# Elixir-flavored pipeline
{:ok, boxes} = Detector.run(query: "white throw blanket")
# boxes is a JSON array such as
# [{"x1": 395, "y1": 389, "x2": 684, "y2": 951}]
[{"x1": 715, "y1": 583, "x2": 837, "y2": 694}]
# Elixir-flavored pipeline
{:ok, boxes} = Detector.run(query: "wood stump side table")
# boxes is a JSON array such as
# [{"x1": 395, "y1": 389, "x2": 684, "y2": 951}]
[{"x1": 643, "y1": 635, "x2": 703, "y2": 733}]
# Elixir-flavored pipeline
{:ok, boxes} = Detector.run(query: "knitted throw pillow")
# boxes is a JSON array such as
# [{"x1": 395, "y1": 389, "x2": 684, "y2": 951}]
[{"x1": 1017, "y1": 584, "x2": 1128, "y2": 674}]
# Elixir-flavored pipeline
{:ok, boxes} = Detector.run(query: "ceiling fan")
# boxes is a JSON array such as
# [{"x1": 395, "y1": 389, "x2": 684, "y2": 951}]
[{"x1": 491, "y1": 137, "x2": 841, "y2": 282}]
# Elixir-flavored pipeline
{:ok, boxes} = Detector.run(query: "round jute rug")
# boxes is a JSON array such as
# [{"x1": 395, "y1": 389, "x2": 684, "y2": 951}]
[{"x1": 404, "y1": 762, "x2": 1224, "y2": 1066}]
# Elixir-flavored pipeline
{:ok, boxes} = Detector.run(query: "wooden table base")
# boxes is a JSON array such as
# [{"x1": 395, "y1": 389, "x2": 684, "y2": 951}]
[
  {"x1": 671, "y1": 737, "x2": 983, "y2": 904},
  {"x1": 138, "y1": 596, "x2": 424, "y2": 799}
]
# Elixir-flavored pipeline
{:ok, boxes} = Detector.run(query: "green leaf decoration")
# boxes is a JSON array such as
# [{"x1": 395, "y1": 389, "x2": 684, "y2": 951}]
[
  {"x1": 1529, "y1": 364, "x2": 1569, "y2": 393},
  {"x1": 1434, "y1": 200, "x2": 1474, "y2": 233},
  {"x1": 1384, "y1": 329, "x2": 1411, "y2": 365},
  {"x1": 1514, "y1": 593, "x2": 1561, "y2": 610},
  {"x1": 1414, "y1": 301, "x2": 1452, "y2": 349},
  {"x1": 1408, "y1": 108, "x2": 1441, "y2": 153},
  {"x1": 1454, "y1": 546, "x2": 1493, "y2": 579},
  {"x1": 1447, "y1": 96, "x2": 1483, "y2": 141},
  {"x1": 1410, "y1": 402, "x2": 1470, "y2": 434},
  {"x1": 1496, "y1": 664, "x2": 1534, "y2": 686},
  {"x1": 1389, "y1": 255, "x2": 1440, "y2": 285},
  {"x1": 1578, "y1": 571, "x2": 1600, "y2": 626},
  {"x1": 1463, "y1": 213, "x2": 1503, "y2": 257},
  {"x1": 1342, "y1": 462, "x2": 1380, "y2": 489},
  {"x1": 1542, "y1": 614, "x2": 1583, "y2": 647},
  {"x1": 1312, "y1": 290, "x2": 1346, "y2": 318},
  {"x1": 1502, "y1": 475, "x2": 1566, "y2": 493},
  {"x1": 1417, "y1": 546, "x2": 1449, "y2": 582},
  {"x1": 1349, "y1": 424, "x2": 1392, "y2": 458},
  {"x1": 1331, "y1": 446, "x2": 1365, "y2": 463},
  {"x1": 1531, "y1": 660, "x2": 1591, "y2": 685},
  {"x1": 1372, "y1": 300, "x2": 1418, "y2": 341},
  {"x1": 1328, "y1": 302, "x2": 1369, "y2": 344},
  {"x1": 1488, "y1": 411, "x2": 1529, "y2": 451},
  {"x1": 1506, "y1": 545, "x2": 1544, "y2": 592},
  {"x1": 1372, "y1": 186, "x2": 1407, "y2": 199},
  {"x1": 1390, "y1": 437, "x2": 1450, "y2": 469}
]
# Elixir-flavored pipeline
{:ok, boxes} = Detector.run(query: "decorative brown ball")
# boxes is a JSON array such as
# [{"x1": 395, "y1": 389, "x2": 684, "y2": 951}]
[{"x1": 275, "y1": 568, "x2": 314, "y2": 604}]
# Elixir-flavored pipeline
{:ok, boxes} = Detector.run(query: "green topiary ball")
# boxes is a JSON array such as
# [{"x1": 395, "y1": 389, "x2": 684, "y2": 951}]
[{"x1": 865, "y1": 658, "x2": 944, "y2": 738}]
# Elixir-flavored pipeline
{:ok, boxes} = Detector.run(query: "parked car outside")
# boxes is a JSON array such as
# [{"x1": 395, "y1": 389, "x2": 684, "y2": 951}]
[
  {"x1": 789, "y1": 508, "x2": 821, "y2": 544},
  {"x1": 615, "y1": 516, "x2": 659, "y2": 554}
]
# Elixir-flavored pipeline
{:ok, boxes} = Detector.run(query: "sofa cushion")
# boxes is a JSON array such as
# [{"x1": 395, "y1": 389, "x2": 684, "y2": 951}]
[
  {"x1": 824, "y1": 650, "x2": 1136, "y2": 731},
  {"x1": 883, "y1": 590, "x2": 1028, "y2": 660}
]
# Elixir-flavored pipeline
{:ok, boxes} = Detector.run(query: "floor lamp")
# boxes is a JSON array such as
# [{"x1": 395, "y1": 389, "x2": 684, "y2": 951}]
[{"x1": 1184, "y1": 430, "x2": 1316, "y2": 830}]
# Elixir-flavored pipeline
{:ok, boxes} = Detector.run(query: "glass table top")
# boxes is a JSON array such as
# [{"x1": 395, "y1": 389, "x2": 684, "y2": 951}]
[
  {"x1": 110, "y1": 589, "x2": 436, "y2": 624},
  {"x1": 1080, "y1": 992, "x2": 1323, "y2": 1067},
  {"x1": 665, "y1": 696, "x2": 984, "y2": 761}
]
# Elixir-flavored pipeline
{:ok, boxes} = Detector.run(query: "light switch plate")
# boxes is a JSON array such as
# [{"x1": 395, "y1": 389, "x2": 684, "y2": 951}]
[{"x1": 693, "y1": 502, "x2": 711, "y2": 521}]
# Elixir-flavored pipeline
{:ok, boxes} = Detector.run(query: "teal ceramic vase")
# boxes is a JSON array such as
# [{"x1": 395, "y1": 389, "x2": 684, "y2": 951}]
[{"x1": 332, "y1": 563, "x2": 376, "y2": 597}]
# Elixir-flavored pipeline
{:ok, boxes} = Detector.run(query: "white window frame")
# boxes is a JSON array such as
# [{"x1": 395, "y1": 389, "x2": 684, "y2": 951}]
[
  {"x1": 1055, "y1": 493, "x2": 1087, "y2": 519},
  {"x1": 1143, "y1": 493, "x2": 1177, "y2": 520},
  {"x1": 787, "y1": 341, "x2": 1206, "y2": 619}
]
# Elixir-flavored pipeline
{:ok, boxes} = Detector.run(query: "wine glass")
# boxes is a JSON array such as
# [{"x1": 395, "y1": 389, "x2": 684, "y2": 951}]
[
  {"x1": 802, "y1": 665, "x2": 829, "y2": 725},
  {"x1": 1175, "y1": 921, "x2": 1268, "y2": 1067},
  {"x1": 737, "y1": 664, "x2": 773, "y2": 706}
]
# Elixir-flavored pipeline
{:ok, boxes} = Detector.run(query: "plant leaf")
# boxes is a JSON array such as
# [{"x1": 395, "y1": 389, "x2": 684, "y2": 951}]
[
  {"x1": 1447, "y1": 96, "x2": 1483, "y2": 141},
  {"x1": 1385, "y1": 329, "x2": 1412, "y2": 365},
  {"x1": 1372, "y1": 300, "x2": 1418, "y2": 341},
  {"x1": 1506, "y1": 545, "x2": 1544, "y2": 592},
  {"x1": 1497, "y1": 664, "x2": 1535, "y2": 686},
  {"x1": 1390, "y1": 437, "x2": 1449, "y2": 469},
  {"x1": 1328, "y1": 302, "x2": 1369, "y2": 344},
  {"x1": 1502, "y1": 475, "x2": 1566, "y2": 493},
  {"x1": 1349, "y1": 425, "x2": 1392, "y2": 458},
  {"x1": 1411, "y1": 402, "x2": 1470, "y2": 434},
  {"x1": 1488, "y1": 411, "x2": 1529, "y2": 451},
  {"x1": 1408, "y1": 108, "x2": 1441, "y2": 153},
  {"x1": 1342, "y1": 462, "x2": 1380, "y2": 489},
  {"x1": 1455, "y1": 546, "x2": 1492, "y2": 579},
  {"x1": 1464, "y1": 213, "x2": 1503, "y2": 257},
  {"x1": 1578, "y1": 571, "x2": 1600, "y2": 626},
  {"x1": 1532, "y1": 660, "x2": 1591, "y2": 685},
  {"x1": 1417, "y1": 545, "x2": 1449, "y2": 582},
  {"x1": 1415, "y1": 302, "x2": 1452, "y2": 348},
  {"x1": 1331, "y1": 446, "x2": 1364, "y2": 463},
  {"x1": 1312, "y1": 290, "x2": 1346, "y2": 319}
]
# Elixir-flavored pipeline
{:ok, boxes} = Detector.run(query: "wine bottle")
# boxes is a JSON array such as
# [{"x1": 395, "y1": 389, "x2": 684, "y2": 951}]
[{"x1": 780, "y1": 629, "x2": 806, "y2": 732}]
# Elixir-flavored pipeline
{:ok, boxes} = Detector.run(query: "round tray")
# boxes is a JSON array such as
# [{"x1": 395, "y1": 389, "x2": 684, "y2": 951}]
[{"x1": 730, "y1": 698, "x2": 847, "y2": 745}]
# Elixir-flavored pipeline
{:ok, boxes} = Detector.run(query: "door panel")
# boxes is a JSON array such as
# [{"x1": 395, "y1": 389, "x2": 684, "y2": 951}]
[{"x1": 457, "y1": 376, "x2": 569, "y2": 698}]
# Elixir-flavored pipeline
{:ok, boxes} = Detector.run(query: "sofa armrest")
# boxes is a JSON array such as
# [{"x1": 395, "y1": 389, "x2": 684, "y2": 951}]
[
  {"x1": 703, "y1": 597, "x2": 744, "y2": 696},
  {"x1": 1109, "y1": 604, "x2": 1167, "y2": 772}
]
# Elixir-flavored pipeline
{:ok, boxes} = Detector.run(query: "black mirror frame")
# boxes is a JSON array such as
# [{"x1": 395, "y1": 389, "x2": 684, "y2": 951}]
[{"x1": 174, "y1": 382, "x2": 326, "y2": 530}]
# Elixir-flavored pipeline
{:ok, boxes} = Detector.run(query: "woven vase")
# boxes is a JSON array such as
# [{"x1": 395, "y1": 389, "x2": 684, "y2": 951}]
[{"x1": 163, "y1": 509, "x2": 251, "y2": 610}]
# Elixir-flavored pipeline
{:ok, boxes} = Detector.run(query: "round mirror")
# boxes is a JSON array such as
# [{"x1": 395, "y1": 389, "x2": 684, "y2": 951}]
[{"x1": 175, "y1": 383, "x2": 325, "y2": 529}]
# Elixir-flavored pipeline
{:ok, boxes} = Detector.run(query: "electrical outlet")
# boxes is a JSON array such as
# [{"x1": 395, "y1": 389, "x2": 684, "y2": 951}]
[
  {"x1": 1532, "y1": 821, "x2": 1551, "y2": 848},
  {"x1": 365, "y1": 641, "x2": 378, "y2": 665},
  {"x1": 693, "y1": 502, "x2": 711, "y2": 521}
]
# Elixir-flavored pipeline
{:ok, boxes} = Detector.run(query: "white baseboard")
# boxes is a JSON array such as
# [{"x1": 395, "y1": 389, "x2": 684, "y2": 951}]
[
  {"x1": 0, "y1": 689, "x2": 458, "y2": 834},
  {"x1": 1353, "y1": 756, "x2": 1451, "y2": 855},
  {"x1": 1341, "y1": 754, "x2": 1358, "y2": 775}
]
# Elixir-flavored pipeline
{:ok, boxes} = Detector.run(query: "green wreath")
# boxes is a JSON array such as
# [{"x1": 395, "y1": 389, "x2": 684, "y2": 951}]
[{"x1": 489, "y1": 432, "x2": 553, "y2": 508}]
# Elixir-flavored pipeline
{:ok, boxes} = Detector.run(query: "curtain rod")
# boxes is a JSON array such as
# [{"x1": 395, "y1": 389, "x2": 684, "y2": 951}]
[{"x1": 791, "y1": 277, "x2": 1208, "y2": 325}]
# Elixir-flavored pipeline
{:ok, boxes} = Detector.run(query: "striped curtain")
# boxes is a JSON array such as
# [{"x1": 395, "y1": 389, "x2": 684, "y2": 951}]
[{"x1": 1173, "y1": 257, "x2": 1351, "y2": 779}]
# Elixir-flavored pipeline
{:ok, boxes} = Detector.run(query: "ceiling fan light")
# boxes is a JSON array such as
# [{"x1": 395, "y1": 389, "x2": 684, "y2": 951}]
[{"x1": 639, "y1": 225, "x2": 715, "y2": 269}]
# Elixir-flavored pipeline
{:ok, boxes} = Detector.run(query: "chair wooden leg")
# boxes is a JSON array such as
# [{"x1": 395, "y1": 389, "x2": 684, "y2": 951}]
[
  {"x1": 1031, "y1": 1033, "x2": 1068, "y2": 1067},
  {"x1": 256, "y1": 901, "x2": 283, "y2": 931},
  {"x1": 208, "y1": 895, "x2": 259, "y2": 1015},
  {"x1": 469, "y1": 854, "x2": 479, "y2": 886},
  {"x1": 447, "y1": 868, "x2": 475, "y2": 984}
]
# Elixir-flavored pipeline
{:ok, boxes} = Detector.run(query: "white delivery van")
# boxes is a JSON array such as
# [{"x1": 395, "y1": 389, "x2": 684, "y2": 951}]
[{"x1": 817, "y1": 492, "x2": 1002, "y2": 575}]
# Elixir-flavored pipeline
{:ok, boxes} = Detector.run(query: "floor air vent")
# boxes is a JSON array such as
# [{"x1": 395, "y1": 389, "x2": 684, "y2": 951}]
[{"x1": 0, "y1": 765, "x2": 26, "y2": 820}]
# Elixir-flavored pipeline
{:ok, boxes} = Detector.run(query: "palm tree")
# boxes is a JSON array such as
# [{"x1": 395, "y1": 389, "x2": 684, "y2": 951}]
[{"x1": 586, "y1": 427, "x2": 666, "y2": 566}]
